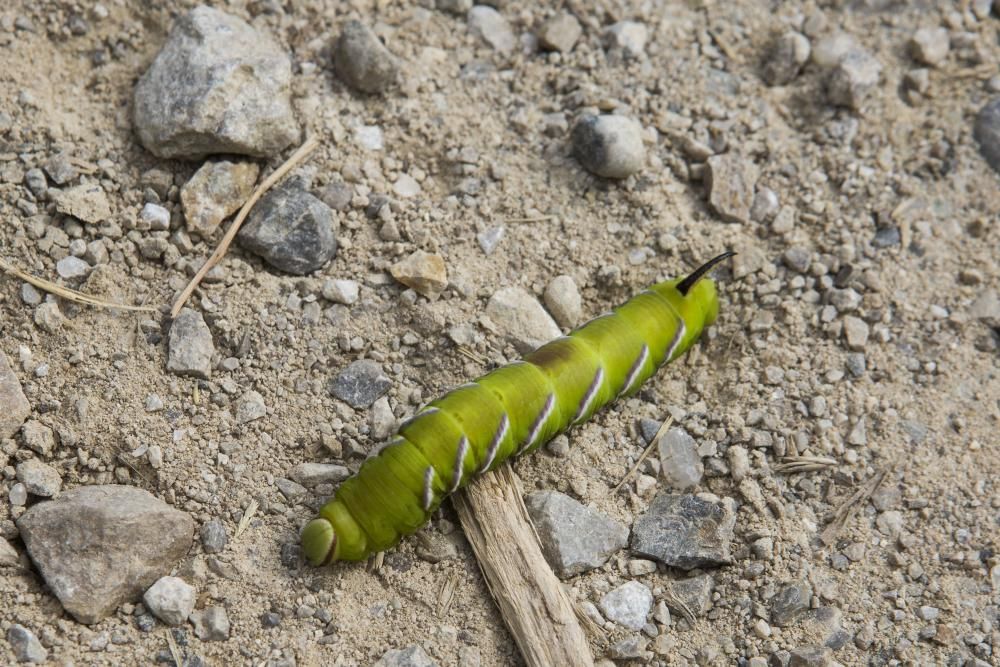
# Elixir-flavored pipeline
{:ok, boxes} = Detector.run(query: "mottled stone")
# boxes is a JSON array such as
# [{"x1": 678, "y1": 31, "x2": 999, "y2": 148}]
[
  {"x1": 333, "y1": 20, "x2": 399, "y2": 94},
  {"x1": 763, "y1": 31, "x2": 811, "y2": 85},
  {"x1": 289, "y1": 462, "x2": 351, "y2": 486},
  {"x1": 0, "y1": 351, "x2": 31, "y2": 439},
  {"x1": 181, "y1": 160, "x2": 260, "y2": 236},
  {"x1": 200, "y1": 520, "x2": 228, "y2": 554},
  {"x1": 538, "y1": 12, "x2": 582, "y2": 53},
  {"x1": 143, "y1": 576, "x2": 196, "y2": 626},
  {"x1": 16, "y1": 485, "x2": 194, "y2": 623},
  {"x1": 134, "y1": 7, "x2": 299, "y2": 159},
  {"x1": 543, "y1": 274, "x2": 582, "y2": 328},
  {"x1": 467, "y1": 6, "x2": 516, "y2": 53},
  {"x1": 235, "y1": 390, "x2": 267, "y2": 425},
  {"x1": 167, "y1": 308, "x2": 215, "y2": 379},
  {"x1": 658, "y1": 427, "x2": 703, "y2": 490},
  {"x1": 706, "y1": 153, "x2": 757, "y2": 224},
  {"x1": 910, "y1": 27, "x2": 949, "y2": 67},
  {"x1": 190, "y1": 605, "x2": 230, "y2": 641},
  {"x1": 572, "y1": 114, "x2": 645, "y2": 179},
  {"x1": 827, "y1": 49, "x2": 882, "y2": 109},
  {"x1": 6, "y1": 624, "x2": 47, "y2": 663},
  {"x1": 486, "y1": 286, "x2": 561, "y2": 353},
  {"x1": 603, "y1": 21, "x2": 647, "y2": 58},
  {"x1": 630, "y1": 493, "x2": 737, "y2": 569},
  {"x1": 322, "y1": 278, "x2": 360, "y2": 305},
  {"x1": 599, "y1": 580, "x2": 652, "y2": 631},
  {"x1": 975, "y1": 98, "x2": 1000, "y2": 174},
  {"x1": 20, "y1": 420, "x2": 54, "y2": 456},
  {"x1": 526, "y1": 490, "x2": 629, "y2": 578},
  {"x1": 330, "y1": 360, "x2": 391, "y2": 408},
  {"x1": 389, "y1": 251, "x2": 448, "y2": 298},
  {"x1": 672, "y1": 573, "x2": 714, "y2": 617},
  {"x1": 237, "y1": 184, "x2": 337, "y2": 275},
  {"x1": 53, "y1": 183, "x2": 112, "y2": 223},
  {"x1": 16, "y1": 459, "x2": 62, "y2": 498},
  {"x1": 375, "y1": 645, "x2": 437, "y2": 667},
  {"x1": 771, "y1": 581, "x2": 812, "y2": 627}
]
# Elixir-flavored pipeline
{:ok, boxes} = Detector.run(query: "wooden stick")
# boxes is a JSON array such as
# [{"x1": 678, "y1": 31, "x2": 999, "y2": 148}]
[
  {"x1": 453, "y1": 466, "x2": 594, "y2": 667},
  {"x1": 169, "y1": 136, "x2": 320, "y2": 318}
]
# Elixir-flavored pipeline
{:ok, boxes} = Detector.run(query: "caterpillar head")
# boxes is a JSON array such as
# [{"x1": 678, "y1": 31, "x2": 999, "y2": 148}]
[
  {"x1": 301, "y1": 517, "x2": 337, "y2": 566},
  {"x1": 673, "y1": 251, "x2": 735, "y2": 326}
]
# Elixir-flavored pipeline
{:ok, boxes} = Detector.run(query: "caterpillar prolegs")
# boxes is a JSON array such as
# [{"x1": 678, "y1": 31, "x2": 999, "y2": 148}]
[{"x1": 302, "y1": 252, "x2": 735, "y2": 565}]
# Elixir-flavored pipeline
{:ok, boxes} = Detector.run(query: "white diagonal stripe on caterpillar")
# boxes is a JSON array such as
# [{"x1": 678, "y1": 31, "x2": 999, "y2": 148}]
[
  {"x1": 618, "y1": 343, "x2": 650, "y2": 398},
  {"x1": 519, "y1": 393, "x2": 555, "y2": 455},
  {"x1": 664, "y1": 318, "x2": 686, "y2": 364},
  {"x1": 573, "y1": 365, "x2": 605, "y2": 424},
  {"x1": 422, "y1": 467, "x2": 435, "y2": 511},
  {"x1": 449, "y1": 435, "x2": 470, "y2": 493},
  {"x1": 478, "y1": 413, "x2": 509, "y2": 474}
]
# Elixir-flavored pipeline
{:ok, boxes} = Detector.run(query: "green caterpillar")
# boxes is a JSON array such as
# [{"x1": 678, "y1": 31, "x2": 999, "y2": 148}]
[{"x1": 302, "y1": 252, "x2": 734, "y2": 565}]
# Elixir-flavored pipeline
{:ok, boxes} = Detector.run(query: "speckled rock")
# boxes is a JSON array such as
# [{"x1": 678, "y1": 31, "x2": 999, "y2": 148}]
[
  {"x1": 0, "y1": 351, "x2": 30, "y2": 439},
  {"x1": 200, "y1": 520, "x2": 228, "y2": 554},
  {"x1": 181, "y1": 160, "x2": 260, "y2": 236},
  {"x1": 672, "y1": 573, "x2": 715, "y2": 617},
  {"x1": 333, "y1": 20, "x2": 399, "y2": 94},
  {"x1": 375, "y1": 645, "x2": 438, "y2": 667},
  {"x1": 20, "y1": 420, "x2": 54, "y2": 456},
  {"x1": 526, "y1": 490, "x2": 629, "y2": 578},
  {"x1": 235, "y1": 390, "x2": 267, "y2": 424},
  {"x1": 237, "y1": 184, "x2": 337, "y2": 275},
  {"x1": 134, "y1": 6, "x2": 299, "y2": 159},
  {"x1": 16, "y1": 459, "x2": 62, "y2": 498},
  {"x1": 658, "y1": 427, "x2": 703, "y2": 490},
  {"x1": 631, "y1": 492, "x2": 737, "y2": 569},
  {"x1": 6, "y1": 624, "x2": 47, "y2": 663},
  {"x1": 486, "y1": 286, "x2": 561, "y2": 353},
  {"x1": 191, "y1": 605, "x2": 230, "y2": 641},
  {"x1": 16, "y1": 485, "x2": 194, "y2": 624},
  {"x1": 467, "y1": 6, "x2": 516, "y2": 53},
  {"x1": 771, "y1": 581, "x2": 812, "y2": 627},
  {"x1": 543, "y1": 274, "x2": 582, "y2": 328},
  {"x1": 289, "y1": 462, "x2": 351, "y2": 486},
  {"x1": 330, "y1": 360, "x2": 392, "y2": 408},
  {"x1": 763, "y1": 31, "x2": 811, "y2": 85},
  {"x1": 599, "y1": 580, "x2": 652, "y2": 631},
  {"x1": 827, "y1": 49, "x2": 882, "y2": 109},
  {"x1": 706, "y1": 153, "x2": 758, "y2": 224},
  {"x1": 538, "y1": 12, "x2": 582, "y2": 53},
  {"x1": 143, "y1": 576, "x2": 196, "y2": 626},
  {"x1": 53, "y1": 182, "x2": 112, "y2": 223}
]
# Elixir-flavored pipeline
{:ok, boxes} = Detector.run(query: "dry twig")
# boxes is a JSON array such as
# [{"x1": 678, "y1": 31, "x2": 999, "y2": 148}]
[
  {"x1": 0, "y1": 259, "x2": 158, "y2": 312},
  {"x1": 235, "y1": 499, "x2": 259, "y2": 539},
  {"x1": 437, "y1": 572, "x2": 460, "y2": 617},
  {"x1": 613, "y1": 416, "x2": 674, "y2": 493},
  {"x1": 169, "y1": 136, "x2": 320, "y2": 318},
  {"x1": 774, "y1": 455, "x2": 838, "y2": 474},
  {"x1": 820, "y1": 468, "x2": 888, "y2": 546}
]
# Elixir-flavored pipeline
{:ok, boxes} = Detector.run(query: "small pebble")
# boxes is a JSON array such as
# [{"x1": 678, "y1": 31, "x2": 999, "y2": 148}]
[
  {"x1": 543, "y1": 275, "x2": 582, "y2": 328},
  {"x1": 467, "y1": 6, "x2": 516, "y2": 53},
  {"x1": 538, "y1": 12, "x2": 582, "y2": 53},
  {"x1": 140, "y1": 203, "x2": 171, "y2": 231},
  {"x1": 16, "y1": 459, "x2": 62, "y2": 498},
  {"x1": 599, "y1": 581, "x2": 653, "y2": 631},
  {"x1": 603, "y1": 21, "x2": 647, "y2": 58},
  {"x1": 476, "y1": 226, "x2": 505, "y2": 255},
  {"x1": 7, "y1": 624, "x2": 48, "y2": 663},
  {"x1": 333, "y1": 20, "x2": 399, "y2": 94},
  {"x1": 706, "y1": 153, "x2": 757, "y2": 224},
  {"x1": 827, "y1": 49, "x2": 882, "y2": 109},
  {"x1": 56, "y1": 256, "x2": 92, "y2": 279},
  {"x1": 572, "y1": 114, "x2": 645, "y2": 179},
  {"x1": 143, "y1": 576, "x2": 196, "y2": 626},
  {"x1": 389, "y1": 251, "x2": 448, "y2": 298},
  {"x1": 910, "y1": 27, "x2": 950, "y2": 67},
  {"x1": 763, "y1": 31, "x2": 811, "y2": 85},
  {"x1": 200, "y1": 520, "x2": 228, "y2": 554},
  {"x1": 322, "y1": 278, "x2": 360, "y2": 305}
]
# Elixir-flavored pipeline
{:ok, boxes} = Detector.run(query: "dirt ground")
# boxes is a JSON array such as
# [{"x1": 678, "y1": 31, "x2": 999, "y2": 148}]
[{"x1": 1, "y1": 1, "x2": 999, "y2": 666}]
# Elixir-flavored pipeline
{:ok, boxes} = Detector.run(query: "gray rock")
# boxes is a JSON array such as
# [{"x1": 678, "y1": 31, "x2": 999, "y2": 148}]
[
  {"x1": 771, "y1": 581, "x2": 812, "y2": 627},
  {"x1": 0, "y1": 536, "x2": 19, "y2": 567},
  {"x1": 486, "y1": 287, "x2": 561, "y2": 353},
  {"x1": 975, "y1": 98, "x2": 1000, "y2": 173},
  {"x1": 842, "y1": 316, "x2": 869, "y2": 351},
  {"x1": 538, "y1": 12, "x2": 582, "y2": 53},
  {"x1": 24, "y1": 168, "x2": 47, "y2": 198},
  {"x1": 333, "y1": 20, "x2": 399, "y2": 94},
  {"x1": 751, "y1": 187, "x2": 780, "y2": 222},
  {"x1": 788, "y1": 646, "x2": 832, "y2": 667},
  {"x1": 10, "y1": 483, "x2": 28, "y2": 506},
  {"x1": 375, "y1": 645, "x2": 437, "y2": 667},
  {"x1": 763, "y1": 31, "x2": 811, "y2": 85},
  {"x1": 603, "y1": 21, "x2": 647, "y2": 58},
  {"x1": 910, "y1": 27, "x2": 949, "y2": 67},
  {"x1": 572, "y1": 114, "x2": 646, "y2": 179},
  {"x1": 467, "y1": 6, "x2": 516, "y2": 53},
  {"x1": 6, "y1": 624, "x2": 47, "y2": 663},
  {"x1": 143, "y1": 576, "x2": 196, "y2": 626},
  {"x1": 191, "y1": 605, "x2": 230, "y2": 641},
  {"x1": 437, "y1": 0, "x2": 473, "y2": 14},
  {"x1": 599, "y1": 580, "x2": 653, "y2": 631},
  {"x1": 167, "y1": 308, "x2": 215, "y2": 379},
  {"x1": 237, "y1": 184, "x2": 337, "y2": 275},
  {"x1": 0, "y1": 351, "x2": 31, "y2": 439},
  {"x1": 16, "y1": 459, "x2": 62, "y2": 498},
  {"x1": 608, "y1": 635, "x2": 648, "y2": 659},
  {"x1": 235, "y1": 390, "x2": 267, "y2": 424},
  {"x1": 20, "y1": 420, "x2": 55, "y2": 456},
  {"x1": 289, "y1": 462, "x2": 351, "y2": 486},
  {"x1": 543, "y1": 274, "x2": 582, "y2": 328},
  {"x1": 393, "y1": 174, "x2": 421, "y2": 198},
  {"x1": 476, "y1": 226, "x2": 505, "y2": 255},
  {"x1": 200, "y1": 520, "x2": 228, "y2": 554},
  {"x1": 969, "y1": 289, "x2": 1000, "y2": 322},
  {"x1": 389, "y1": 251, "x2": 448, "y2": 298},
  {"x1": 56, "y1": 256, "x2": 91, "y2": 279},
  {"x1": 672, "y1": 573, "x2": 714, "y2": 617},
  {"x1": 322, "y1": 278, "x2": 360, "y2": 305},
  {"x1": 330, "y1": 360, "x2": 391, "y2": 408},
  {"x1": 845, "y1": 353, "x2": 865, "y2": 377},
  {"x1": 415, "y1": 532, "x2": 459, "y2": 563},
  {"x1": 827, "y1": 49, "x2": 882, "y2": 109},
  {"x1": 319, "y1": 180, "x2": 354, "y2": 211},
  {"x1": 181, "y1": 160, "x2": 260, "y2": 236},
  {"x1": 706, "y1": 153, "x2": 758, "y2": 224},
  {"x1": 812, "y1": 32, "x2": 858, "y2": 68},
  {"x1": 276, "y1": 478, "x2": 308, "y2": 503},
  {"x1": 44, "y1": 153, "x2": 77, "y2": 186},
  {"x1": 658, "y1": 427, "x2": 703, "y2": 490},
  {"x1": 134, "y1": 6, "x2": 299, "y2": 159},
  {"x1": 20, "y1": 283, "x2": 42, "y2": 306},
  {"x1": 33, "y1": 302, "x2": 64, "y2": 333},
  {"x1": 370, "y1": 396, "x2": 396, "y2": 440},
  {"x1": 801, "y1": 607, "x2": 850, "y2": 649},
  {"x1": 630, "y1": 492, "x2": 737, "y2": 569},
  {"x1": 525, "y1": 490, "x2": 629, "y2": 578},
  {"x1": 140, "y1": 203, "x2": 171, "y2": 231},
  {"x1": 16, "y1": 485, "x2": 194, "y2": 624},
  {"x1": 53, "y1": 182, "x2": 112, "y2": 223}
]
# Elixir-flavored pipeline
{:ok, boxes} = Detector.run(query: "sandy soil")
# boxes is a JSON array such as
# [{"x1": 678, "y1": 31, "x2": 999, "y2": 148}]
[{"x1": 1, "y1": 1, "x2": 998, "y2": 666}]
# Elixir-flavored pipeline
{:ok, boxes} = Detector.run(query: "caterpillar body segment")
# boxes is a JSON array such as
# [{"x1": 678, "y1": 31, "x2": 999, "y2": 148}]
[{"x1": 301, "y1": 253, "x2": 733, "y2": 566}]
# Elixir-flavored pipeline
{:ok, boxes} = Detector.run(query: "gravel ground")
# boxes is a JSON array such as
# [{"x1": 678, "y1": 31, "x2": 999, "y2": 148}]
[{"x1": 1, "y1": 1, "x2": 998, "y2": 666}]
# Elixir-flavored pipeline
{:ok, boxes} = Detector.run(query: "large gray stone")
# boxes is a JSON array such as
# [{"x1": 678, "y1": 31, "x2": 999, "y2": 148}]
[
  {"x1": 143, "y1": 576, "x2": 196, "y2": 626},
  {"x1": 16, "y1": 485, "x2": 194, "y2": 624},
  {"x1": 237, "y1": 184, "x2": 337, "y2": 275},
  {"x1": 525, "y1": 490, "x2": 629, "y2": 578},
  {"x1": 134, "y1": 6, "x2": 299, "y2": 159},
  {"x1": 6, "y1": 624, "x2": 47, "y2": 663},
  {"x1": 0, "y1": 352, "x2": 31, "y2": 440},
  {"x1": 630, "y1": 492, "x2": 737, "y2": 569},
  {"x1": 167, "y1": 308, "x2": 215, "y2": 379},
  {"x1": 599, "y1": 580, "x2": 652, "y2": 631},
  {"x1": 486, "y1": 287, "x2": 561, "y2": 353}
]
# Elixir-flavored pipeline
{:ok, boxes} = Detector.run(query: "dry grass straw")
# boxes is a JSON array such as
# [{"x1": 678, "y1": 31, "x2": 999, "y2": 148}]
[{"x1": 0, "y1": 258, "x2": 158, "y2": 312}]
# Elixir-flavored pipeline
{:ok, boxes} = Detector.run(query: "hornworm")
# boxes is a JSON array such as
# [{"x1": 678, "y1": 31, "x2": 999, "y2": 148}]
[{"x1": 302, "y1": 252, "x2": 734, "y2": 565}]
